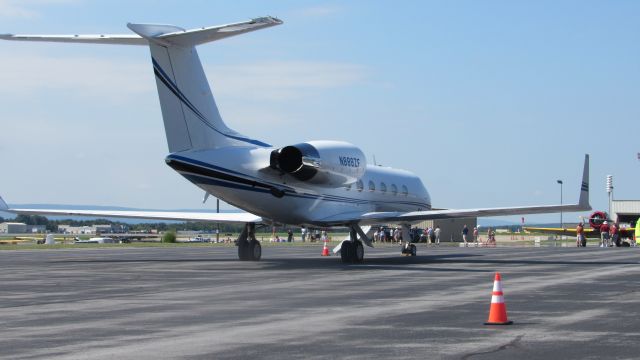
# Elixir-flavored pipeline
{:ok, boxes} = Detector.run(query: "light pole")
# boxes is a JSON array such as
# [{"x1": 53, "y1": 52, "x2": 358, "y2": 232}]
[
  {"x1": 606, "y1": 175, "x2": 613, "y2": 219},
  {"x1": 557, "y1": 180, "x2": 563, "y2": 229}
]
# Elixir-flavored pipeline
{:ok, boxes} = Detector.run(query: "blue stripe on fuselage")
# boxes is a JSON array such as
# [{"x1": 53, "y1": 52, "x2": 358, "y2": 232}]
[{"x1": 169, "y1": 155, "x2": 431, "y2": 208}]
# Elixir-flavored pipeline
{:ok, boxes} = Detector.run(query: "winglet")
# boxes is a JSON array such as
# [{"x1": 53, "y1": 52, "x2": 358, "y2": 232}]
[
  {"x1": 578, "y1": 154, "x2": 590, "y2": 209},
  {"x1": 0, "y1": 195, "x2": 9, "y2": 211}
]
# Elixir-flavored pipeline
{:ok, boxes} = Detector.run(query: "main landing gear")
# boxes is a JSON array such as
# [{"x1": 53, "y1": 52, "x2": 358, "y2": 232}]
[
  {"x1": 236, "y1": 223, "x2": 261, "y2": 261},
  {"x1": 341, "y1": 226, "x2": 366, "y2": 264}
]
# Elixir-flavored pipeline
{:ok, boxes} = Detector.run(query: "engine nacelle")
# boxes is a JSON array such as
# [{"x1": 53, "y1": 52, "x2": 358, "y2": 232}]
[{"x1": 270, "y1": 140, "x2": 366, "y2": 187}]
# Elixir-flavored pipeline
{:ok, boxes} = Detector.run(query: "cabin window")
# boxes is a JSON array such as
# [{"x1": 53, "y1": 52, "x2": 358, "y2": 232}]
[
  {"x1": 391, "y1": 184, "x2": 398, "y2": 196},
  {"x1": 356, "y1": 180, "x2": 364, "y2": 192},
  {"x1": 380, "y1": 182, "x2": 387, "y2": 193},
  {"x1": 368, "y1": 180, "x2": 375, "y2": 192},
  {"x1": 401, "y1": 185, "x2": 409, "y2": 196}
]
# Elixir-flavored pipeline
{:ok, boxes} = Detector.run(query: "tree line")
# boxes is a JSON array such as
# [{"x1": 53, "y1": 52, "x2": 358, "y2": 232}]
[{"x1": 4, "y1": 214, "x2": 248, "y2": 233}]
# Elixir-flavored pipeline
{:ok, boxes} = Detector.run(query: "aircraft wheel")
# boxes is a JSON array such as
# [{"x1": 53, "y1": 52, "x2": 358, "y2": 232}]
[
  {"x1": 248, "y1": 240, "x2": 262, "y2": 261},
  {"x1": 353, "y1": 241, "x2": 364, "y2": 263},
  {"x1": 238, "y1": 241, "x2": 250, "y2": 261},
  {"x1": 341, "y1": 241, "x2": 354, "y2": 263}
]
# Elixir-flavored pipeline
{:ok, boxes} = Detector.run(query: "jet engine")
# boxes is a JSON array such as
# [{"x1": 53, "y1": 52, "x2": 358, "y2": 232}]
[
  {"x1": 588, "y1": 211, "x2": 607, "y2": 229},
  {"x1": 270, "y1": 140, "x2": 366, "y2": 187}
]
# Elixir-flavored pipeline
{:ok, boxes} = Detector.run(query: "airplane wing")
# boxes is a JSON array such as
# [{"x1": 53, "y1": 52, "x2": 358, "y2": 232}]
[
  {"x1": 522, "y1": 227, "x2": 592, "y2": 237},
  {"x1": 0, "y1": 196, "x2": 262, "y2": 223},
  {"x1": 322, "y1": 154, "x2": 591, "y2": 226}
]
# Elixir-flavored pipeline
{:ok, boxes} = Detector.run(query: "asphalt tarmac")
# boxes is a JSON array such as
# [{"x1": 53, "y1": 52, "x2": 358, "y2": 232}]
[{"x1": 1, "y1": 244, "x2": 639, "y2": 359}]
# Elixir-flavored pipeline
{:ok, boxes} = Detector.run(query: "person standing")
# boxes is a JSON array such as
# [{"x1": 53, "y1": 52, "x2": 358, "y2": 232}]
[
  {"x1": 379, "y1": 227, "x2": 386, "y2": 243},
  {"x1": 600, "y1": 221, "x2": 610, "y2": 247},
  {"x1": 301, "y1": 227, "x2": 307, "y2": 242},
  {"x1": 611, "y1": 222, "x2": 619, "y2": 247},
  {"x1": 576, "y1": 222, "x2": 585, "y2": 247},
  {"x1": 434, "y1": 225, "x2": 441, "y2": 246},
  {"x1": 287, "y1": 229, "x2": 293, "y2": 242},
  {"x1": 419, "y1": 229, "x2": 427, "y2": 243},
  {"x1": 473, "y1": 227, "x2": 479, "y2": 247},
  {"x1": 485, "y1": 227, "x2": 493, "y2": 246},
  {"x1": 462, "y1": 224, "x2": 469, "y2": 247}
]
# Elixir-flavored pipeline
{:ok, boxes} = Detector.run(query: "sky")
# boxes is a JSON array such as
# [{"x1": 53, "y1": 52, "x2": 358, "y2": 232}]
[{"x1": 0, "y1": 0, "x2": 638, "y2": 224}]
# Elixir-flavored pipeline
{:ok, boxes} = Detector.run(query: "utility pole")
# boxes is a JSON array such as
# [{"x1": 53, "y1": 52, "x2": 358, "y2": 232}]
[{"x1": 557, "y1": 180, "x2": 563, "y2": 229}]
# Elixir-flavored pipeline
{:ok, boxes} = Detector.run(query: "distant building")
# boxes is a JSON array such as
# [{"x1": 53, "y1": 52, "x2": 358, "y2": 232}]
[
  {"x1": 58, "y1": 225, "x2": 95, "y2": 234},
  {"x1": 58, "y1": 224, "x2": 127, "y2": 234},
  {"x1": 0, "y1": 222, "x2": 27, "y2": 234},
  {"x1": 414, "y1": 217, "x2": 478, "y2": 243},
  {"x1": 611, "y1": 200, "x2": 640, "y2": 226},
  {"x1": 26, "y1": 225, "x2": 46, "y2": 233}
]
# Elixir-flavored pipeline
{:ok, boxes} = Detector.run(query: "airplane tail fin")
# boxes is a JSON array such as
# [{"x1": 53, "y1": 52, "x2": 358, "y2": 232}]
[
  {"x1": 578, "y1": 154, "x2": 590, "y2": 209},
  {"x1": 0, "y1": 17, "x2": 282, "y2": 152},
  {"x1": 0, "y1": 196, "x2": 8, "y2": 211}
]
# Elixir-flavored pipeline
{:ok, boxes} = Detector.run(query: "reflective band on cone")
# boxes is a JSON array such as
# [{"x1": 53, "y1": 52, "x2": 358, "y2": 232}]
[{"x1": 484, "y1": 272, "x2": 513, "y2": 325}]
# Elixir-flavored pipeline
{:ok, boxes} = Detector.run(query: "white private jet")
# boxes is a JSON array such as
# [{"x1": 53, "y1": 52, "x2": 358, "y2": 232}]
[{"x1": 0, "y1": 16, "x2": 591, "y2": 263}]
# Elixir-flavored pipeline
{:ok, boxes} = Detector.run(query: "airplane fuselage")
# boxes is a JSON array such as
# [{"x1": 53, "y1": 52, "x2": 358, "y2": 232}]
[{"x1": 165, "y1": 146, "x2": 432, "y2": 226}]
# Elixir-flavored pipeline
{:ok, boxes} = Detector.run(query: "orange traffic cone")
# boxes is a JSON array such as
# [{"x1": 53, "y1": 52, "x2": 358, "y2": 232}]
[
  {"x1": 484, "y1": 272, "x2": 513, "y2": 325},
  {"x1": 321, "y1": 240, "x2": 330, "y2": 256}
]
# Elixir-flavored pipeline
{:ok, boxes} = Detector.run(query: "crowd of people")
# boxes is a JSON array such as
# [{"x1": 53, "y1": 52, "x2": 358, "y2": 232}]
[
  {"x1": 269, "y1": 224, "x2": 508, "y2": 247},
  {"x1": 576, "y1": 220, "x2": 626, "y2": 248}
]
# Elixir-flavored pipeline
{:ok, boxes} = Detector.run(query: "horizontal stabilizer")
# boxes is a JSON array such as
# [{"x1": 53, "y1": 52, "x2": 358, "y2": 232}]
[
  {"x1": 129, "y1": 16, "x2": 282, "y2": 47},
  {"x1": 0, "y1": 16, "x2": 282, "y2": 46},
  {"x1": 0, "y1": 33, "x2": 146, "y2": 45}
]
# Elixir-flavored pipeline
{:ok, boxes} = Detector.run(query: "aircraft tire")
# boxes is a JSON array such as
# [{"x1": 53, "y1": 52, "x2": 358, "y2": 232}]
[
  {"x1": 353, "y1": 241, "x2": 364, "y2": 263},
  {"x1": 248, "y1": 239, "x2": 262, "y2": 261},
  {"x1": 341, "y1": 241, "x2": 354, "y2": 263},
  {"x1": 238, "y1": 241, "x2": 250, "y2": 261}
]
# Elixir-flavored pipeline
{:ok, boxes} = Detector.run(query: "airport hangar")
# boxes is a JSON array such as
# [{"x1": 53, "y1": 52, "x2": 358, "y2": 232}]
[{"x1": 611, "y1": 200, "x2": 640, "y2": 225}]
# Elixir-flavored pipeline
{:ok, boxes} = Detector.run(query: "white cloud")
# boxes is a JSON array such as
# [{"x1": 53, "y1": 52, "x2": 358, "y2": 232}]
[
  {"x1": 0, "y1": 50, "x2": 368, "y2": 104},
  {"x1": 0, "y1": 51, "x2": 153, "y2": 101},
  {"x1": 208, "y1": 61, "x2": 369, "y2": 101},
  {"x1": 0, "y1": 0, "x2": 78, "y2": 18}
]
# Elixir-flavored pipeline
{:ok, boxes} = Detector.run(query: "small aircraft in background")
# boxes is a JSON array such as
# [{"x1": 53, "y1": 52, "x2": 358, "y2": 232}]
[{"x1": 524, "y1": 210, "x2": 636, "y2": 246}]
